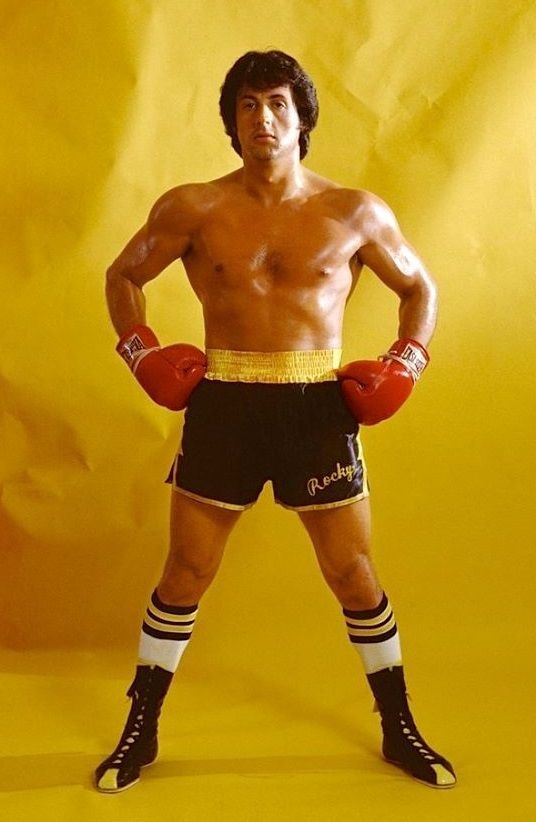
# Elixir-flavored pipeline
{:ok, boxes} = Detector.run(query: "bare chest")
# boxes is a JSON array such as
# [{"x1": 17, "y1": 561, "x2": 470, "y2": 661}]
[{"x1": 189, "y1": 201, "x2": 360, "y2": 287}]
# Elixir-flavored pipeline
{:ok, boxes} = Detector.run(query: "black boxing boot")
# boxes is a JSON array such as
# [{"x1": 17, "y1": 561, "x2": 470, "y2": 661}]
[
  {"x1": 95, "y1": 664, "x2": 174, "y2": 793},
  {"x1": 367, "y1": 666, "x2": 456, "y2": 788}
]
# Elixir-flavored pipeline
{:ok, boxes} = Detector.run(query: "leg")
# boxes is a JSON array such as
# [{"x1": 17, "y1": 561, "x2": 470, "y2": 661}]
[
  {"x1": 137, "y1": 489, "x2": 241, "y2": 672},
  {"x1": 299, "y1": 497, "x2": 402, "y2": 674},
  {"x1": 157, "y1": 489, "x2": 242, "y2": 605},
  {"x1": 95, "y1": 491, "x2": 242, "y2": 794},
  {"x1": 298, "y1": 496, "x2": 382, "y2": 611},
  {"x1": 298, "y1": 498, "x2": 456, "y2": 789}
]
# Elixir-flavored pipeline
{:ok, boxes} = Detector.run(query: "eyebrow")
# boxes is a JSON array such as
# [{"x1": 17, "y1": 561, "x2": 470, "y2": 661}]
[{"x1": 239, "y1": 91, "x2": 289, "y2": 101}]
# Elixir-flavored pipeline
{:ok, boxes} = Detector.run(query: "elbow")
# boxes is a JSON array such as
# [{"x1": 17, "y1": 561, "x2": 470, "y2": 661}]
[
  {"x1": 105, "y1": 266, "x2": 116, "y2": 289},
  {"x1": 425, "y1": 276, "x2": 439, "y2": 316},
  {"x1": 106, "y1": 265, "x2": 121, "y2": 286},
  {"x1": 105, "y1": 266, "x2": 131, "y2": 306},
  {"x1": 425, "y1": 270, "x2": 438, "y2": 301},
  {"x1": 105, "y1": 265, "x2": 135, "y2": 294},
  {"x1": 410, "y1": 270, "x2": 438, "y2": 309}
]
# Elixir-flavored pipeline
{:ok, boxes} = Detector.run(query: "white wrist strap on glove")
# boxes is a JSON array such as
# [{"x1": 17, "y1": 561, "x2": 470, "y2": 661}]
[{"x1": 380, "y1": 339, "x2": 429, "y2": 382}]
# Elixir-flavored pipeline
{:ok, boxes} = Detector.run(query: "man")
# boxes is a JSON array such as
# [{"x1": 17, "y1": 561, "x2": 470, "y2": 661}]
[{"x1": 96, "y1": 50, "x2": 456, "y2": 793}]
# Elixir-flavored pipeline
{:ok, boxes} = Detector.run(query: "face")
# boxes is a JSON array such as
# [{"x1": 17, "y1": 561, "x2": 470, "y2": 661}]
[{"x1": 235, "y1": 85, "x2": 302, "y2": 161}]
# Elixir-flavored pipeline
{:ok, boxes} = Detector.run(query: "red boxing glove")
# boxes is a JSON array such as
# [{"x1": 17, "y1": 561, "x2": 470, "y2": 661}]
[
  {"x1": 116, "y1": 325, "x2": 207, "y2": 410},
  {"x1": 337, "y1": 339, "x2": 429, "y2": 425}
]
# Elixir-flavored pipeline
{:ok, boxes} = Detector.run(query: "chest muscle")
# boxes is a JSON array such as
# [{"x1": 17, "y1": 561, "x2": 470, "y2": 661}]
[{"x1": 193, "y1": 206, "x2": 357, "y2": 287}]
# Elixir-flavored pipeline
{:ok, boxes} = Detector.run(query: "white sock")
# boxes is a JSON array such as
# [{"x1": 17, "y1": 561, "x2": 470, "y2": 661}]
[
  {"x1": 137, "y1": 588, "x2": 198, "y2": 674},
  {"x1": 343, "y1": 591, "x2": 402, "y2": 674}
]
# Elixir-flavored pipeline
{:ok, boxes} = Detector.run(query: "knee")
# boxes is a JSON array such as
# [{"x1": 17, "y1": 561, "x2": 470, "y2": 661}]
[
  {"x1": 162, "y1": 554, "x2": 218, "y2": 586},
  {"x1": 159, "y1": 554, "x2": 220, "y2": 604},
  {"x1": 323, "y1": 555, "x2": 366, "y2": 591},
  {"x1": 320, "y1": 553, "x2": 381, "y2": 609}
]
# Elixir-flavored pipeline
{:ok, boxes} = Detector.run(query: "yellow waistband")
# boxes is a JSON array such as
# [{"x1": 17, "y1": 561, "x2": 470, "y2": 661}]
[{"x1": 205, "y1": 349, "x2": 342, "y2": 383}]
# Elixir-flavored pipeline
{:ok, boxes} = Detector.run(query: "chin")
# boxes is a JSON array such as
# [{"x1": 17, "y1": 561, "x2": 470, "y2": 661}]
[{"x1": 250, "y1": 147, "x2": 278, "y2": 161}]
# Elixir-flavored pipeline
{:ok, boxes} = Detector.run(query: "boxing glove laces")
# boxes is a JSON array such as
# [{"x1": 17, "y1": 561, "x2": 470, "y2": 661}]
[
  {"x1": 116, "y1": 325, "x2": 207, "y2": 410},
  {"x1": 337, "y1": 338, "x2": 429, "y2": 426}
]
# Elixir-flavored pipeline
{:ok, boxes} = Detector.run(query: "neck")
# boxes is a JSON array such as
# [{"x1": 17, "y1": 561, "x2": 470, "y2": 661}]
[{"x1": 240, "y1": 154, "x2": 305, "y2": 205}]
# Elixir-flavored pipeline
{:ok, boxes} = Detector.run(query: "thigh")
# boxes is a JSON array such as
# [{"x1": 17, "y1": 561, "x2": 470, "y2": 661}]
[
  {"x1": 166, "y1": 488, "x2": 242, "y2": 573},
  {"x1": 298, "y1": 496, "x2": 373, "y2": 577}
]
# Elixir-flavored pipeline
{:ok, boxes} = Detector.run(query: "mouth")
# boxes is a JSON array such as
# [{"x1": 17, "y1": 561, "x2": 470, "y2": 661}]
[{"x1": 253, "y1": 132, "x2": 276, "y2": 141}]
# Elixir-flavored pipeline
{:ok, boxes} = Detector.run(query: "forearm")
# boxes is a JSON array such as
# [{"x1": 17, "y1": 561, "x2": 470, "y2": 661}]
[
  {"x1": 397, "y1": 281, "x2": 437, "y2": 348},
  {"x1": 105, "y1": 269, "x2": 147, "y2": 338}
]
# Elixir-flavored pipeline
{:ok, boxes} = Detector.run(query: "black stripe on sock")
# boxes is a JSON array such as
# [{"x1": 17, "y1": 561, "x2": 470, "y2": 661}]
[
  {"x1": 142, "y1": 624, "x2": 193, "y2": 641},
  {"x1": 343, "y1": 591, "x2": 388, "y2": 620},
  {"x1": 151, "y1": 589, "x2": 198, "y2": 615},
  {"x1": 348, "y1": 624, "x2": 399, "y2": 644}
]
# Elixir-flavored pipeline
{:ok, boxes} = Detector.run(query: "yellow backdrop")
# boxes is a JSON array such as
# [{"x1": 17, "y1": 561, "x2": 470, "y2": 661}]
[{"x1": 1, "y1": 1, "x2": 535, "y2": 819}]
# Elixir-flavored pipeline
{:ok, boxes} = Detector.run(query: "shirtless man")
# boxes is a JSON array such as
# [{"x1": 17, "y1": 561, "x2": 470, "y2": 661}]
[{"x1": 95, "y1": 50, "x2": 456, "y2": 793}]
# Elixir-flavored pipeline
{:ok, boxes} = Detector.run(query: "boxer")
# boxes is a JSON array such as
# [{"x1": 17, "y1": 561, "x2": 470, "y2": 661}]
[{"x1": 95, "y1": 50, "x2": 455, "y2": 793}]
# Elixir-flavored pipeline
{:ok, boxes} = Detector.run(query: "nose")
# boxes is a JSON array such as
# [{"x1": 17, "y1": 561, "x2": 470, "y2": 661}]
[{"x1": 255, "y1": 104, "x2": 273, "y2": 126}]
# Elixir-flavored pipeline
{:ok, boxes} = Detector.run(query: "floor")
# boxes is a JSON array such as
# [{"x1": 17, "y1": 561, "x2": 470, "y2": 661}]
[{"x1": 1, "y1": 639, "x2": 533, "y2": 822}]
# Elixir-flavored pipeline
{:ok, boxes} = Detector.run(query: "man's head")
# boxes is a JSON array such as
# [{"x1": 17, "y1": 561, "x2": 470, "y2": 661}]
[{"x1": 219, "y1": 50, "x2": 319, "y2": 160}]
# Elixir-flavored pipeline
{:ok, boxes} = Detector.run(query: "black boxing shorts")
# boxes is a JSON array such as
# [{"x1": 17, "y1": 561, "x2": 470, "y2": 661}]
[{"x1": 165, "y1": 349, "x2": 369, "y2": 511}]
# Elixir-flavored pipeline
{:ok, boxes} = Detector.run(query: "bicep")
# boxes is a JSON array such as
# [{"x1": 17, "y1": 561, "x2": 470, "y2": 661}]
[
  {"x1": 356, "y1": 197, "x2": 434, "y2": 297},
  {"x1": 107, "y1": 190, "x2": 193, "y2": 288}
]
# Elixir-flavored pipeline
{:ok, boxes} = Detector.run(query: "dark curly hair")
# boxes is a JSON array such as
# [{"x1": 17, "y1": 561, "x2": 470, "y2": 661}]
[{"x1": 219, "y1": 50, "x2": 319, "y2": 160}]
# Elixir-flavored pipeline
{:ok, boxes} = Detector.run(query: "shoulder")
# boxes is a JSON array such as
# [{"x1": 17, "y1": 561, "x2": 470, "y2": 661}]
[
  {"x1": 322, "y1": 186, "x2": 398, "y2": 225},
  {"x1": 323, "y1": 188, "x2": 406, "y2": 251},
  {"x1": 148, "y1": 181, "x2": 225, "y2": 225}
]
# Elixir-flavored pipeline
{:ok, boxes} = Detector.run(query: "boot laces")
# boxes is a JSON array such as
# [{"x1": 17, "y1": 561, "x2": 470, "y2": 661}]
[
  {"x1": 110, "y1": 687, "x2": 150, "y2": 766},
  {"x1": 398, "y1": 713, "x2": 437, "y2": 762}
]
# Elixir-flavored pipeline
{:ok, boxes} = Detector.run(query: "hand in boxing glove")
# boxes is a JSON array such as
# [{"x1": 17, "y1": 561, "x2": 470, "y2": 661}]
[
  {"x1": 116, "y1": 325, "x2": 207, "y2": 410},
  {"x1": 337, "y1": 338, "x2": 429, "y2": 425}
]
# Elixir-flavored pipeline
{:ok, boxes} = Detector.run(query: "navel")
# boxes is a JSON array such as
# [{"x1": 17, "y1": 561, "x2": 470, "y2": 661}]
[{"x1": 265, "y1": 251, "x2": 284, "y2": 275}]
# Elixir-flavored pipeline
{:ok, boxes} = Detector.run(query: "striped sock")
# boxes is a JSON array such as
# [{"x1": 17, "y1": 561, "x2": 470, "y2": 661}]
[
  {"x1": 137, "y1": 588, "x2": 199, "y2": 674},
  {"x1": 343, "y1": 591, "x2": 402, "y2": 674}
]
